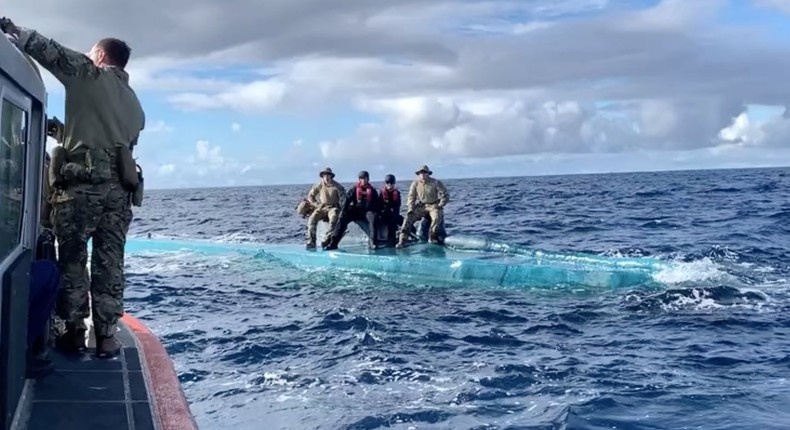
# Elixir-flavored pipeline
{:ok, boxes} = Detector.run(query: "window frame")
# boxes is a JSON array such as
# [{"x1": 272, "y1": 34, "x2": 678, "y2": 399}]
[{"x1": 0, "y1": 79, "x2": 33, "y2": 284}]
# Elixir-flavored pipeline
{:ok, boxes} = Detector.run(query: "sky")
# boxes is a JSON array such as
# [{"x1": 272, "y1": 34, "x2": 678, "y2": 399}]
[{"x1": 6, "y1": 0, "x2": 790, "y2": 189}]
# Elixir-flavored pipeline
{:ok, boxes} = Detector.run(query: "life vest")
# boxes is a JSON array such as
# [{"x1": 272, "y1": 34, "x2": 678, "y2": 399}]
[
  {"x1": 356, "y1": 183, "x2": 374, "y2": 202},
  {"x1": 380, "y1": 187, "x2": 400, "y2": 203}
]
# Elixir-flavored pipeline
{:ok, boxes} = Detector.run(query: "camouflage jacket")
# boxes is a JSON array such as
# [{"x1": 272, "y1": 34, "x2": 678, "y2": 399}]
[
  {"x1": 13, "y1": 29, "x2": 145, "y2": 168},
  {"x1": 307, "y1": 180, "x2": 346, "y2": 208},
  {"x1": 406, "y1": 177, "x2": 449, "y2": 211}
]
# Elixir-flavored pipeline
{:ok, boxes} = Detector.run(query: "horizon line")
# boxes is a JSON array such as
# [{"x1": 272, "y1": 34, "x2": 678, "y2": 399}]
[{"x1": 145, "y1": 164, "x2": 790, "y2": 192}]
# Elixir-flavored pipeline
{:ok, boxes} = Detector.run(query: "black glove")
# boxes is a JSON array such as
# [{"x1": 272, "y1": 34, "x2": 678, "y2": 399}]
[{"x1": 0, "y1": 17, "x2": 19, "y2": 36}]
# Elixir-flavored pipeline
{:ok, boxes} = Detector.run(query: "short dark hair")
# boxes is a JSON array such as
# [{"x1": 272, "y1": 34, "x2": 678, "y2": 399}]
[{"x1": 96, "y1": 38, "x2": 131, "y2": 69}]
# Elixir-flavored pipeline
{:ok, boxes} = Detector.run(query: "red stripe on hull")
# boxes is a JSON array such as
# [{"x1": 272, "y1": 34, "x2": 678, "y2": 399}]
[{"x1": 121, "y1": 313, "x2": 199, "y2": 430}]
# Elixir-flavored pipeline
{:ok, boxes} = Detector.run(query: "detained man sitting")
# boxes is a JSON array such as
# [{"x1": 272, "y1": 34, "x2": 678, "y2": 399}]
[{"x1": 326, "y1": 170, "x2": 380, "y2": 250}]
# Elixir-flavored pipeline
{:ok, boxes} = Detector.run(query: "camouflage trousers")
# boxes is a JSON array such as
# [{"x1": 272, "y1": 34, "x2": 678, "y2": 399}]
[
  {"x1": 400, "y1": 204, "x2": 444, "y2": 239},
  {"x1": 306, "y1": 205, "x2": 340, "y2": 245},
  {"x1": 50, "y1": 181, "x2": 132, "y2": 337}
]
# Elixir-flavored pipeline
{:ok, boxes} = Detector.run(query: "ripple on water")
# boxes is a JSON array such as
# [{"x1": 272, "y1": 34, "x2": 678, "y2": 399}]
[{"x1": 125, "y1": 168, "x2": 790, "y2": 429}]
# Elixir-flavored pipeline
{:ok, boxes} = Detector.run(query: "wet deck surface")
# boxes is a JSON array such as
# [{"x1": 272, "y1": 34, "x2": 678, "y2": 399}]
[{"x1": 26, "y1": 324, "x2": 156, "y2": 430}]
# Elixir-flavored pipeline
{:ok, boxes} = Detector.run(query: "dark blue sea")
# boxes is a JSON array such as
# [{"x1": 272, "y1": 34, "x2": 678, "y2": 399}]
[{"x1": 123, "y1": 167, "x2": 790, "y2": 430}]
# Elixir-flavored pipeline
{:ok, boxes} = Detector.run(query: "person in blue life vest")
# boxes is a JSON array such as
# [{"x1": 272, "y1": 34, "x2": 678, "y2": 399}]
[
  {"x1": 378, "y1": 174, "x2": 404, "y2": 246},
  {"x1": 326, "y1": 170, "x2": 380, "y2": 250}
]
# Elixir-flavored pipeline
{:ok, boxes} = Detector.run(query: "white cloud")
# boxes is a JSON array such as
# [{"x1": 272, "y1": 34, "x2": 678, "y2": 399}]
[
  {"x1": 143, "y1": 120, "x2": 174, "y2": 134},
  {"x1": 318, "y1": 94, "x2": 746, "y2": 164},
  {"x1": 619, "y1": 0, "x2": 724, "y2": 32},
  {"x1": 168, "y1": 80, "x2": 289, "y2": 112},
  {"x1": 719, "y1": 109, "x2": 790, "y2": 147},
  {"x1": 755, "y1": 0, "x2": 790, "y2": 14},
  {"x1": 8, "y1": 0, "x2": 790, "y2": 185},
  {"x1": 193, "y1": 140, "x2": 224, "y2": 165},
  {"x1": 143, "y1": 139, "x2": 281, "y2": 188},
  {"x1": 157, "y1": 164, "x2": 176, "y2": 175},
  {"x1": 136, "y1": 0, "x2": 790, "y2": 167}
]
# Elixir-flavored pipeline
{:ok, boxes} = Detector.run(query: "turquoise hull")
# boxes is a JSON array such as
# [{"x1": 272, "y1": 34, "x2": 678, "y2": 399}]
[{"x1": 124, "y1": 236, "x2": 670, "y2": 289}]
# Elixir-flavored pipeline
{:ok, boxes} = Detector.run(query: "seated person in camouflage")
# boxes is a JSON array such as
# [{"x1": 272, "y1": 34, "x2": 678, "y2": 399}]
[
  {"x1": 326, "y1": 170, "x2": 380, "y2": 250},
  {"x1": 305, "y1": 167, "x2": 346, "y2": 249},
  {"x1": 397, "y1": 165, "x2": 449, "y2": 248}
]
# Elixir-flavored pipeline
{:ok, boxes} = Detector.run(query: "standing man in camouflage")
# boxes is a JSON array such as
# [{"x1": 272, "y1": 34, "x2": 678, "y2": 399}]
[
  {"x1": 396, "y1": 165, "x2": 449, "y2": 248},
  {"x1": 305, "y1": 167, "x2": 346, "y2": 249},
  {"x1": 1, "y1": 18, "x2": 146, "y2": 358}
]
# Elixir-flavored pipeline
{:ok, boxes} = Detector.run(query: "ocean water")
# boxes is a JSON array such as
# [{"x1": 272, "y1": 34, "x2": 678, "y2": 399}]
[{"x1": 123, "y1": 167, "x2": 790, "y2": 430}]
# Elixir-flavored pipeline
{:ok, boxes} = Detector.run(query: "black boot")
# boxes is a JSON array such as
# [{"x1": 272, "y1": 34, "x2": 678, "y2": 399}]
[
  {"x1": 96, "y1": 335, "x2": 121, "y2": 359},
  {"x1": 55, "y1": 323, "x2": 86, "y2": 354},
  {"x1": 26, "y1": 336, "x2": 54, "y2": 379}
]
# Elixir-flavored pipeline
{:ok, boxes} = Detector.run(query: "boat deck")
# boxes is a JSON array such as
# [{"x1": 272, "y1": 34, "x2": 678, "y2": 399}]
[{"x1": 19, "y1": 323, "x2": 156, "y2": 430}]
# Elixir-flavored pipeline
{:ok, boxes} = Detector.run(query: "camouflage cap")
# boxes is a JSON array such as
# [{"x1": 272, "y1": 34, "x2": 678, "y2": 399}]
[{"x1": 415, "y1": 165, "x2": 432, "y2": 175}]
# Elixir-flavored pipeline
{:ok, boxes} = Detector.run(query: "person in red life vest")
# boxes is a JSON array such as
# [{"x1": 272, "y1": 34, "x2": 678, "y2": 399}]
[
  {"x1": 378, "y1": 174, "x2": 404, "y2": 246},
  {"x1": 325, "y1": 170, "x2": 380, "y2": 250}
]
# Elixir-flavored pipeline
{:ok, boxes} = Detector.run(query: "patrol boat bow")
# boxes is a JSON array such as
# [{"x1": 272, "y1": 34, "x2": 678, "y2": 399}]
[{"x1": 0, "y1": 32, "x2": 196, "y2": 430}]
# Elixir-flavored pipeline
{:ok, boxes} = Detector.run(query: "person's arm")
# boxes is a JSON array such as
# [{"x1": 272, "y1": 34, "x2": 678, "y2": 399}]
[
  {"x1": 337, "y1": 183, "x2": 347, "y2": 209},
  {"x1": 40, "y1": 153, "x2": 52, "y2": 228},
  {"x1": 307, "y1": 183, "x2": 320, "y2": 206},
  {"x1": 370, "y1": 188, "x2": 380, "y2": 213},
  {"x1": 394, "y1": 189, "x2": 402, "y2": 213},
  {"x1": 406, "y1": 181, "x2": 417, "y2": 213},
  {"x1": 11, "y1": 26, "x2": 100, "y2": 85},
  {"x1": 342, "y1": 188, "x2": 354, "y2": 212},
  {"x1": 437, "y1": 180, "x2": 449, "y2": 208}
]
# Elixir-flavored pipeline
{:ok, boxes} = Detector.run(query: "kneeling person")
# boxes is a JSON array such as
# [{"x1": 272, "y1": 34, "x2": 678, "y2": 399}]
[{"x1": 327, "y1": 170, "x2": 379, "y2": 250}]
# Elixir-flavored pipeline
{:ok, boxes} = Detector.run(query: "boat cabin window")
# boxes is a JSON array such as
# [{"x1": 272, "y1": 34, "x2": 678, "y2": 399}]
[{"x1": 0, "y1": 98, "x2": 27, "y2": 261}]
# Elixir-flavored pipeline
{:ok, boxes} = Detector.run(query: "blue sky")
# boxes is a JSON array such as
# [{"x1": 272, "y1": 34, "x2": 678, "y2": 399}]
[{"x1": 15, "y1": 0, "x2": 790, "y2": 189}]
